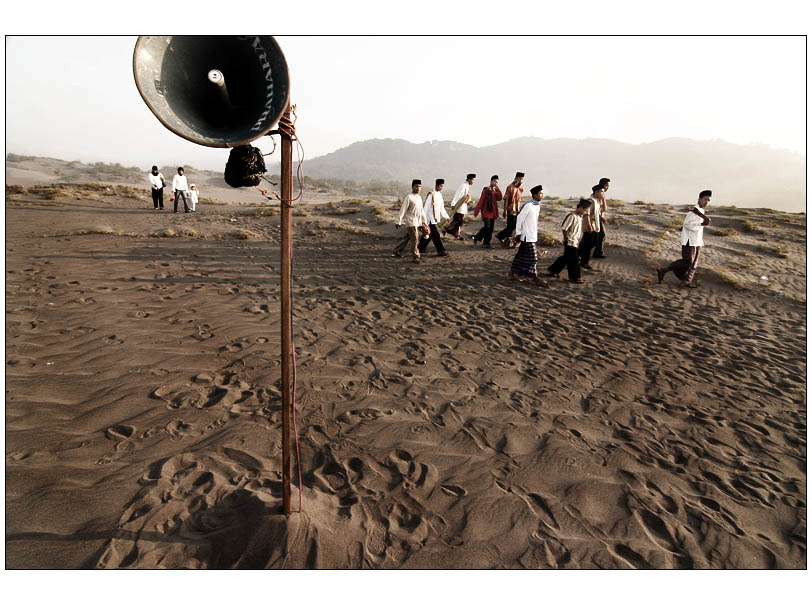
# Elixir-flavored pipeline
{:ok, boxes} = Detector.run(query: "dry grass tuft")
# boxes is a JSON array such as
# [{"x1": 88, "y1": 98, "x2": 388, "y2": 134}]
[
  {"x1": 741, "y1": 220, "x2": 766, "y2": 235},
  {"x1": 709, "y1": 227, "x2": 738, "y2": 237}
]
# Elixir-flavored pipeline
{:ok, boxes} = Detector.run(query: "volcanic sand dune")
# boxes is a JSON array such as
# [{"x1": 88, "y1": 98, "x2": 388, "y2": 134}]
[{"x1": 4, "y1": 182, "x2": 806, "y2": 569}]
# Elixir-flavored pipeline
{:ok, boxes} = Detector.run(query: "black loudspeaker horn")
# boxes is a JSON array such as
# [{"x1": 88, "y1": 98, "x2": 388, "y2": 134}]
[{"x1": 133, "y1": 35, "x2": 290, "y2": 148}]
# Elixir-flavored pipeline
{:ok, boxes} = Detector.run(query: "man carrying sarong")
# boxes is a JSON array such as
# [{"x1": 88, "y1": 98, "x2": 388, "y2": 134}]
[{"x1": 443, "y1": 173, "x2": 476, "y2": 239}]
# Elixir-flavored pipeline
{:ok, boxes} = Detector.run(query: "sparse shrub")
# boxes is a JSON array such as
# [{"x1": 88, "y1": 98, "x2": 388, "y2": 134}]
[
  {"x1": 709, "y1": 227, "x2": 738, "y2": 237},
  {"x1": 761, "y1": 244, "x2": 789, "y2": 258},
  {"x1": 741, "y1": 220, "x2": 766, "y2": 235}
]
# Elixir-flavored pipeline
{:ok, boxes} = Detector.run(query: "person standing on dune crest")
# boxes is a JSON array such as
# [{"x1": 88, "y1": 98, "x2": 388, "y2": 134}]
[{"x1": 657, "y1": 190, "x2": 712, "y2": 288}]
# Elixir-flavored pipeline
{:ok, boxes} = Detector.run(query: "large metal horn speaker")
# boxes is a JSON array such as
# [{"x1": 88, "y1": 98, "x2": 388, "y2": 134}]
[{"x1": 133, "y1": 35, "x2": 290, "y2": 148}]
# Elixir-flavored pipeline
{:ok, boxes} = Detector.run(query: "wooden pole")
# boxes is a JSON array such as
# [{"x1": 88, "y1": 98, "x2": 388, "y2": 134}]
[{"x1": 280, "y1": 106, "x2": 293, "y2": 515}]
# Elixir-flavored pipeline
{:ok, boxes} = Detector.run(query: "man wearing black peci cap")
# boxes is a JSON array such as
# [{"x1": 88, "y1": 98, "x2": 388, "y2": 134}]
[
  {"x1": 444, "y1": 173, "x2": 476, "y2": 239},
  {"x1": 593, "y1": 177, "x2": 610, "y2": 258},
  {"x1": 472, "y1": 175, "x2": 502, "y2": 248},
  {"x1": 392, "y1": 179, "x2": 428, "y2": 263},
  {"x1": 496, "y1": 171, "x2": 524, "y2": 246},
  {"x1": 148, "y1": 165, "x2": 166, "y2": 210},
  {"x1": 419, "y1": 178, "x2": 450, "y2": 256},
  {"x1": 507, "y1": 184, "x2": 546, "y2": 285}
]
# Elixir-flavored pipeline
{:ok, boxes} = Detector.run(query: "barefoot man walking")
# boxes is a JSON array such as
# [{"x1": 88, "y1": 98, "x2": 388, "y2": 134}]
[{"x1": 657, "y1": 190, "x2": 712, "y2": 288}]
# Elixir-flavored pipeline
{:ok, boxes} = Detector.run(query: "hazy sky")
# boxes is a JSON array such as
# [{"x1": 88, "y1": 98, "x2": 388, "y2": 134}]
[{"x1": 4, "y1": 34, "x2": 806, "y2": 173}]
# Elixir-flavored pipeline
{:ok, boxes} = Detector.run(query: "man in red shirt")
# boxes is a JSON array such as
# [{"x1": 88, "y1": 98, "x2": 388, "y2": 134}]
[
  {"x1": 496, "y1": 171, "x2": 524, "y2": 247},
  {"x1": 472, "y1": 175, "x2": 503, "y2": 248}
]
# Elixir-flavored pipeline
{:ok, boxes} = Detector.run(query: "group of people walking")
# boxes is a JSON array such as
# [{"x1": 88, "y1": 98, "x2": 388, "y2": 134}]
[
  {"x1": 148, "y1": 166, "x2": 199, "y2": 213},
  {"x1": 393, "y1": 172, "x2": 712, "y2": 289}
]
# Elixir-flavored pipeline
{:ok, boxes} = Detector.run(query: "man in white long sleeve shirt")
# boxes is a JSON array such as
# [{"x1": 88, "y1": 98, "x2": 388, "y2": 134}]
[
  {"x1": 443, "y1": 173, "x2": 476, "y2": 239},
  {"x1": 418, "y1": 178, "x2": 449, "y2": 256},
  {"x1": 171, "y1": 167, "x2": 191, "y2": 213},
  {"x1": 392, "y1": 179, "x2": 428, "y2": 263},
  {"x1": 148, "y1": 165, "x2": 166, "y2": 210},
  {"x1": 657, "y1": 190, "x2": 712, "y2": 288},
  {"x1": 508, "y1": 184, "x2": 546, "y2": 284}
]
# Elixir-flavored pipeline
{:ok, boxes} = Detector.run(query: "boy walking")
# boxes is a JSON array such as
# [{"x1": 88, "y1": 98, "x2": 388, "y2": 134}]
[{"x1": 548, "y1": 199, "x2": 592, "y2": 284}]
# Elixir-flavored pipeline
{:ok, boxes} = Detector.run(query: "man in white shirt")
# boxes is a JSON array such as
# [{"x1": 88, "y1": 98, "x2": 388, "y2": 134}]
[
  {"x1": 418, "y1": 178, "x2": 449, "y2": 257},
  {"x1": 171, "y1": 167, "x2": 191, "y2": 213},
  {"x1": 508, "y1": 184, "x2": 546, "y2": 284},
  {"x1": 657, "y1": 190, "x2": 712, "y2": 288},
  {"x1": 392, "y1": 179, "x2": 428, "y2": 263},
  {"x1": 547, "y1": 199, "x2": 592, "y2": 284},
  {"x1": 592, "y1": 177, "x2": 610, "y2": 258},
  {"x1": 148, "y1": 165, "x2": 166, "y2": 210},
  {"x1": 443, "y1": 173, "x2": 476, "y2": 239}
]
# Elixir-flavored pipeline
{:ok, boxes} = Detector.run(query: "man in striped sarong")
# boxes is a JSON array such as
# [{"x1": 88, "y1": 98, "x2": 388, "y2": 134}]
[{"x1": 508, "y1": 184, "x2": 545, "y2": 285}]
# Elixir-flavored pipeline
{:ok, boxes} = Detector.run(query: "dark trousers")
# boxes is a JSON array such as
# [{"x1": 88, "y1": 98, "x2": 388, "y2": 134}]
[
  {"x1": 444, "y1": 213, "x2": 465, "y2": 238},
  {"x1": 496, "y1": 214, "x2": 517, "y2": 242},
  {"x1": 666, "y1": 245, "x2": 701, "y2": 283},
  {"x1": 548, "y1": 244, "x2": 581, "y2": 280},
  {"x1": 174, "y1": 190, "x2": 190, "y2": 213},
  {"x1": 579, "y1": 232, "x2": 596, "y2": 266},
  {"x1": 151, "y1": 187, "x2": 164, "y2": 209},
  {"x1": 593, "y1": 222, "x2": 606, "y2": 256},
  {"x1": 418, "y1": 223, "x2": 446, "y2": 254},
  {"x1": 474, "y1": 218, "x2": 496, "y2": 245}
]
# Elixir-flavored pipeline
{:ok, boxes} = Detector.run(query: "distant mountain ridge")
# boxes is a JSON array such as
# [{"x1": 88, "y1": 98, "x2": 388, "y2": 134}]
[{"x1": 288, "y1": 137, "x2": 805, "y2": 212}]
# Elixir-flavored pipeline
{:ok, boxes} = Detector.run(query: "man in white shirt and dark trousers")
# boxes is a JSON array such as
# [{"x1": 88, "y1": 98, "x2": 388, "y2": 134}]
[
  {"x1": 148, "y1": 165, "x2": 166, "y2": 210},
  {"x1": 578, "y1": 184, "x2": 603, "y2": 271},
  {"x1": 418, "y1": 178, "x2": 449, "y2": 257},
  {"x1": 508, "y1": 184, "x2": 546, "y2": 285},
  {"x1": 547, "y1": 199, "x2": 592, "y2": 284},
  {"x1": 443, "y1": 173, "x2": 475, "y2": 239},
  {"x1": 171, "y1": 167, "x2": 191, "y2": 213},
  {"x1": 592, "y1": 177, "x2": 610, "y2": 258},
  {"x1": 392, "y1": 179, "x2": 428, "y2": 263},
  {"x1": 657, "y1": 190, "x2": 712, "y2": 288}
]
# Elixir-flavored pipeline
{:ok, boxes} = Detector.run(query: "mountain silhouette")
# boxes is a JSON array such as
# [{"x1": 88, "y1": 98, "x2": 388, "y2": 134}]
[{"x1": 279, "y1": 137, "x2": 805, "y2": 211}]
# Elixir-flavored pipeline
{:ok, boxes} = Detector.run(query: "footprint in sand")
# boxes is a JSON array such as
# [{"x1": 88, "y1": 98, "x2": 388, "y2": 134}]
[
  {"x1": 165, "y1": 420, "x2": 194, "y2": 439},
  {"x1": 244, "y1": 303, "x2": 271, "y2": 314}
]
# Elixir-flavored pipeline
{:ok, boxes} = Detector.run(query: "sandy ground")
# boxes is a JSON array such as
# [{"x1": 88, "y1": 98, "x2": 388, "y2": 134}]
[{"x1": 4, "y1": 171, "x2": 807, "y2": 569}]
